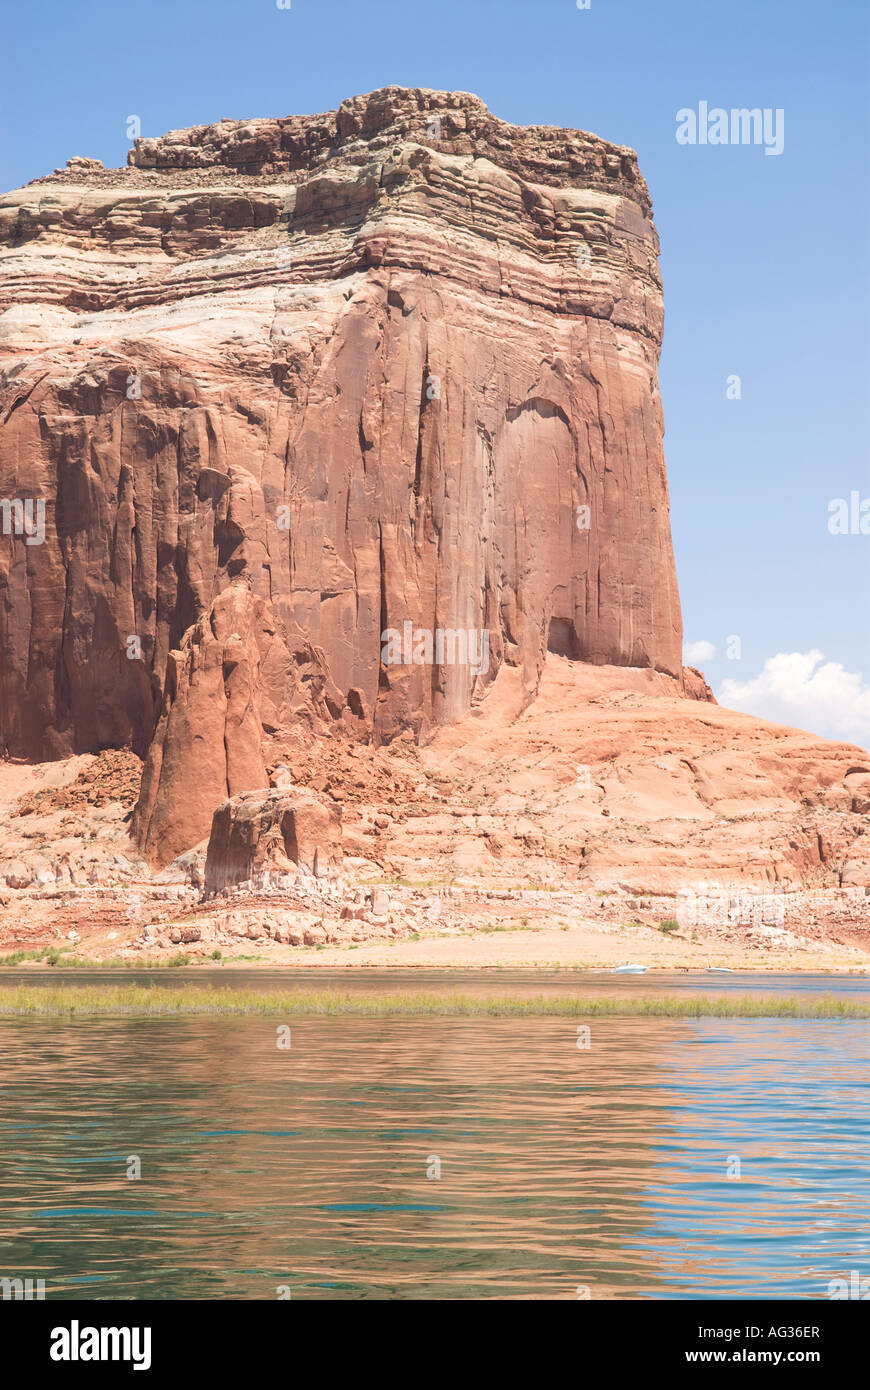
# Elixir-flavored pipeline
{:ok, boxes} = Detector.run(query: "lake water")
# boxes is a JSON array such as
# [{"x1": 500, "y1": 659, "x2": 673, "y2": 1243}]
[{"x1": 1, "y1": 972, "x2": 869, "y2": 1300}]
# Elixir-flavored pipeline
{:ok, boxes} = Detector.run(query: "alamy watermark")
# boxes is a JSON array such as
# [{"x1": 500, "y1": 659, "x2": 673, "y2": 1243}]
[
  {"x1": 676, "y1": 103, "x2": 784, "y2": 156},
  {"x1": 381, "y1": 622, "x2": 489, "y2": 676},
  {"x1": 1, "y1": 498, "x2": 45, "y2": 545},
  {"x1": 828, "y1": 492, "x2": 870, "y2": 535},
  {"x1": 50, "y1": 1323, "x2": 151, "y2": 1371},
  {"x1": 827, "y1": 1269, "x2": 870, "y2": 1299},
  {"x1": 677, "y1": 882, "x2": 785, "y2": 930},
  {"x1": 1, "y1": 1275, "x2": 45, "y2": 1300}
]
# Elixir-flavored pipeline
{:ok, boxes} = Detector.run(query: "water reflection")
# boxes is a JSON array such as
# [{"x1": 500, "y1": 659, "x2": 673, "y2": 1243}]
[
  {"x1": 633, "y1": 1021, "x2": 870, "y2": 1299},
  {"x1": 0, "y1": 1014, "x2": 867, "y2": 1299}
]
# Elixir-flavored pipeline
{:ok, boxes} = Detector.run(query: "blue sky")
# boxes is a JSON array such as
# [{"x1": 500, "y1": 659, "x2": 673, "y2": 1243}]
[{"x1": 2, "y1": 0, "x2": 868, "y2": 743}]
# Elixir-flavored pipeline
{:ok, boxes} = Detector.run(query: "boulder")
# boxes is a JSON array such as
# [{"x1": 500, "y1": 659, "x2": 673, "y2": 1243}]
[{"x1": 204, "y1": 788, "x2": 342, "y2": 894}]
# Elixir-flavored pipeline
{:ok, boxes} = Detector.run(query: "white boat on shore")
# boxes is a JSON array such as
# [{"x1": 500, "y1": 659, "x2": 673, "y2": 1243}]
[{"x1": 612, "y1": 963, "x2": 647, "y2": 975}]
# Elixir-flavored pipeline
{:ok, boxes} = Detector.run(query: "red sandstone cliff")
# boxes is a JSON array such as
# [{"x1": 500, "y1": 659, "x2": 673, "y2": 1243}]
[
  {"x1": 0, "y1": 89, "x2": 686, "y2": 859},
  {"x1": 2, "y1": 88, "x2": 859, "y2": 892}
]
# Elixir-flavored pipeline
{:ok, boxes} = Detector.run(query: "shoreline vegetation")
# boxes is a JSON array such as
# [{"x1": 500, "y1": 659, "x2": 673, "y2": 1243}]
[{"x1": 0, "y1": 985, "x2": 868, "y2": 1019}]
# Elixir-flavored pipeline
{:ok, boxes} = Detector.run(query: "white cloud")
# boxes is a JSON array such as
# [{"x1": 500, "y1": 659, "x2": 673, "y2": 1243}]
[
  {"x1": 683, "y1": 639, "x2": 716, "y2": 664},
  {"x1": 719, "y1": 650, "x2": 870, "y2": 749}
]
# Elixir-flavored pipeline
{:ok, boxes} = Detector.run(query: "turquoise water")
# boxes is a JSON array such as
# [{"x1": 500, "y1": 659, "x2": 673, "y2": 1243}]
[{"x1": 1, "y1": 992, "x2": 868, "y2": 1299}]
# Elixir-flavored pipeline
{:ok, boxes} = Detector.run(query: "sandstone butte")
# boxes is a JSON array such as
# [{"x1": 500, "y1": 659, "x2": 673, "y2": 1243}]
[{"x1": 0, "y1": 87, "x2": 867, "y2": 964}]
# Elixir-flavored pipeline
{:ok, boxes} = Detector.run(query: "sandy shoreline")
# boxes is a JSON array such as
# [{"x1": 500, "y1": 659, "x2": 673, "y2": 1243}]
[
  {"x1": 6, "y1": 916, "x2": 868, "y2": 975},
  {"x1": 261, "y1": 923, "x2": 870, "y2": 973}
]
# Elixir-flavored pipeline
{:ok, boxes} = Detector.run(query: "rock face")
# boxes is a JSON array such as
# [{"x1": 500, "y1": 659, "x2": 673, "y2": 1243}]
[
  {"x1": 203, "y1": 787, "x2": 342, "y2": 894},
  {"x1": 0, "y1": 86, "x2": 688, "y2": 861},
  {"x1": 412, "y1": 658, "x2": 870, "y2": 895}
]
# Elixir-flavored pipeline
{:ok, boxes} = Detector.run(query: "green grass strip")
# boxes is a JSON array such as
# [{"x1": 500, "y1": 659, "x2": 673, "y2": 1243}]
[{"x1": 0, "y1": 986, "x2": 867, "y2": 1019}]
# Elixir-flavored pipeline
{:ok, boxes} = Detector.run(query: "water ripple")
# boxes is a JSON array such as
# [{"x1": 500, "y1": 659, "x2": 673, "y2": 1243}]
[{"x1": 0, "y1": 1012, "x2": 867, "y2": 1298}]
